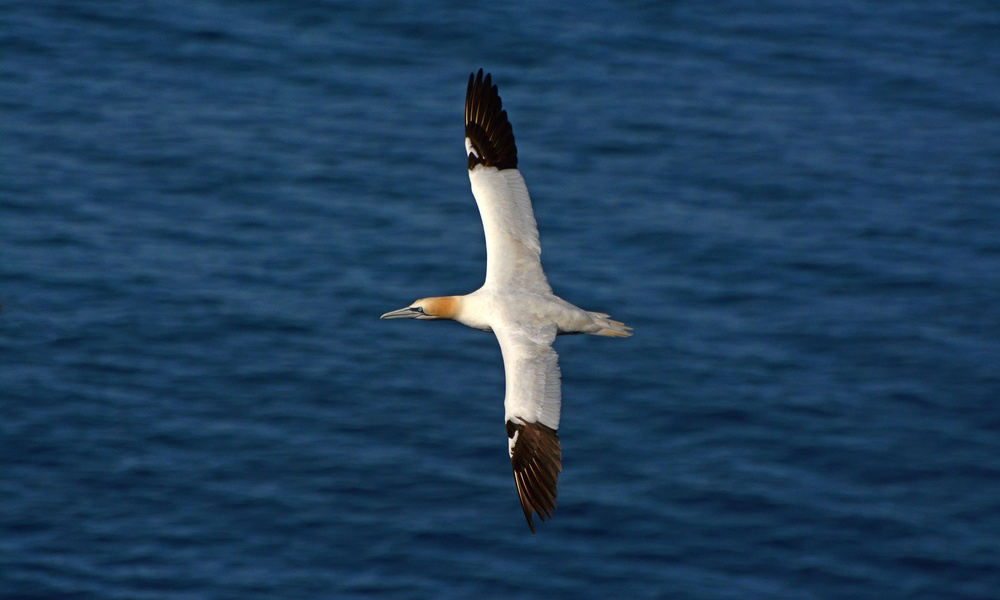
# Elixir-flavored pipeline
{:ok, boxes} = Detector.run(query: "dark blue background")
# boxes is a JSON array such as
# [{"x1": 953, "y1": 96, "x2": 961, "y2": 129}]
[{"x1": 3, "y1": 1, "x2": 999, "y2": 598}]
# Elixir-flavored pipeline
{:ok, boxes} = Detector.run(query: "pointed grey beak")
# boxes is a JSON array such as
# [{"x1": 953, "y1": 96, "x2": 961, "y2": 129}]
[{"x1": 380, "y1": 306, "x2": 423, "y2": 320}]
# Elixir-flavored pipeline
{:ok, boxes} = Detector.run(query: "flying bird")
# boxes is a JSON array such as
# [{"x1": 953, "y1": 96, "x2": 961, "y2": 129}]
[{"x1": 381, "y1": 69, "x2": 632, "y2": 533}]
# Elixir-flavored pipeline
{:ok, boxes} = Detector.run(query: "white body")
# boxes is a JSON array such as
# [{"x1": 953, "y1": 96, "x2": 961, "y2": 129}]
[{"x1": 459, "y1": 165, "x2": 625, "y2": 433}]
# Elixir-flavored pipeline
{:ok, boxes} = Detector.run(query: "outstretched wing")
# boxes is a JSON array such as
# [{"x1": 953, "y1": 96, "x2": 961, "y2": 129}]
[
  {"x1": 465, "y1": 69, "x2": 552, "y2": 294},
  {"x1": 494, "y1": 324, "x2": 562, "y2": 533}
]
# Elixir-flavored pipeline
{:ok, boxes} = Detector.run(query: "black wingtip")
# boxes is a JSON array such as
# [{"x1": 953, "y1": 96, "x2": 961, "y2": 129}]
[
  {"x1": 508, "y1": 419, "x2": 561, "y2": 534},
  {"x1": 465, "y1": 69, "x2": 518, "y2": 171},
  {"x1": 525, "y1": 513, "x2": 537, "y2": 534}
]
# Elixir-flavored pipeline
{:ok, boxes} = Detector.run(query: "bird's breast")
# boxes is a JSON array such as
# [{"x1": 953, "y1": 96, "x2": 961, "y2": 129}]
[{"x1": 464, "y1": 290, "x2": 590, "y2": 335}]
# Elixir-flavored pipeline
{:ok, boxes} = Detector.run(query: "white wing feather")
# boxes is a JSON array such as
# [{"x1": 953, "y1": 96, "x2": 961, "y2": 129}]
[
  {"x1": 495, "y1": 324, "x2": 562, "y2": 434},
  {"x1": 468, "y1": 165, "x2": 552, "y2": 294}
]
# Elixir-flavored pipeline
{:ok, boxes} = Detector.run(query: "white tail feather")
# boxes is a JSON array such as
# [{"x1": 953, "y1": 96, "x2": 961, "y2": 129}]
[{"x1": 588, "y1": 312, "x2": 633, "y2": 338}]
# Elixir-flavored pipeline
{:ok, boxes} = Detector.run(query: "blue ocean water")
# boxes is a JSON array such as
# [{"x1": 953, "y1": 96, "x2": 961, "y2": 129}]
[{"x1": 3, "y1": 1, "x2": 1000, "y2": 598}]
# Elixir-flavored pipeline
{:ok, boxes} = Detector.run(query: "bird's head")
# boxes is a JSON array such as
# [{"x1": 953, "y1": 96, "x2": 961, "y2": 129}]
[{"x1": 380, "y1": 296, "x2": 458, "y2": 321}]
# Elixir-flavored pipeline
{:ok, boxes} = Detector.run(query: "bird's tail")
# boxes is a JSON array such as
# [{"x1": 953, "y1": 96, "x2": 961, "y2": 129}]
[{"x1": 588, "y1": 312, "x2": 633, "y2": 338}]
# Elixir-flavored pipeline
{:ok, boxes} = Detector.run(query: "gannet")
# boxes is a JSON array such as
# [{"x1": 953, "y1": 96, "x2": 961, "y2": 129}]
[{"x1": 381, "y1": 69, "x2": 632, "y2": 533}]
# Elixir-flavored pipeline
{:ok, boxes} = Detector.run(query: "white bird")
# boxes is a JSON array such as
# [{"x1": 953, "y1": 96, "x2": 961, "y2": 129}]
[{"x1": 381, "y1": 69, "x2": 632, "y2": 533}]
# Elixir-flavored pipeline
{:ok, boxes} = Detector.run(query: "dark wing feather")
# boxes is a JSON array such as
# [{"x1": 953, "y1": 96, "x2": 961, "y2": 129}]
[
  {"x1": 507, "y1": 419, "x2": 561, "y2": 533},
  {"x1": 466, "y1": 69, "x2": 518, "y2": 171}
]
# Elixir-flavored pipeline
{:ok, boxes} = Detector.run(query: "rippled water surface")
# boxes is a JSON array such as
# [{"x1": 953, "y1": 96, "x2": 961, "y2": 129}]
[{"x1": 3, "y1": 1, "x2": 1000, "y2": 598}]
